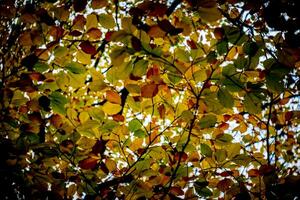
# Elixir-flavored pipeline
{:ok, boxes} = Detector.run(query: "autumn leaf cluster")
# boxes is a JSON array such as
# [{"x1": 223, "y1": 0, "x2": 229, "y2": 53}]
[{"x1": 1, "y1": 0, "x2": 300, "y2": 199}]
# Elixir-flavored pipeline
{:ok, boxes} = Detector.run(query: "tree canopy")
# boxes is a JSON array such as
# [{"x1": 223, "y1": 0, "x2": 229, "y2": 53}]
[{"x1": 1, "y1": 0, "x2": 300, "y2": 199}]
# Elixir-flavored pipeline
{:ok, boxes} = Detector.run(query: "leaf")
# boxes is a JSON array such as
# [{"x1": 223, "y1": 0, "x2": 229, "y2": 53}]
[
  {"x1": 78, "y1": 157, "x2": 98, "y2": 170},
  {"x1": 198, "y1": 7, "x2": 222, "y2": 22},
  {"x1": 102, "y1": 102, "x2": 122, "y2": 115},
  {"x1": 216, "y1": 134, "x2": 233, "y2": 144},
  {"x1": 98, "y1": 13, "x2": 115, "y2": 29},
  {"x1": 199, "y1": 114, "x2": 217, "y2": 129},
  {"x1": 217, "y1": 88, "x2": 234, "y2": 108},
  {"x1": 217, "y1": 178, "x2": 233, "y2": 192},
  {"x1": 91, "y1": 0, "x2": 108, "y2": 9},
  {"x1": 86, "y1": 14, "x2": 98, "y2": 30},
  {"x1": 134, "y1": 129, "x2": 146, "y2": 138},
  {"x1": 65, "y1": 62, "x2": 86, "y2": 74},
  {"x1": 129, "y1": 119, "x2": 142, "y2": 132},
  {"x1": 33, "y1": 62, "x2": 49, "y2": 73},
  {"x1": 244, "y1": 93, "x2": 262, "y2": 114},
  {"x1": 79, "y1": 41, "x2": 97, "y2": 55},
  {"x1": 87, "y1": 28, "x2": 102, "y2": 39},
  {"x1": 195, "y1": 186, "x2": 213, "y2": 197},
  {"x1": 73, "y1": 0, "x2": 87, "y2": 12},
  {"x1": 49, "y1": 91, "x2": 68, "y2": 115},
  {"x1": 141, "y1": 83, "x2": 159, "y2": 98},
  {"x1": 215, "y1": 149, "x2": 227, "y2": 162},
  {"x1": 200, "y1": 143, "x2": 213, "y2": 157},
  {"x1": 106, "y1": 90, "x2": 121, "y2": 104}
]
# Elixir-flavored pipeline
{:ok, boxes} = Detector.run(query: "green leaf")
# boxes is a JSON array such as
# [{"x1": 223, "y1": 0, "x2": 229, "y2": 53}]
[
  {"x1": 217, "y1": 41, "x2": 228, "y2": 55},
  {"x1": 132, "y1": 59, "x2": 148, "y2": 77},
  {"x1": 216, "y1": 134, "x2": 233, "y2": 144},
  {"x1": 244, "y1": 93, "x2": 262, "y2": 114},
  {"x1": 134, "y1": 129, "x2": 146, "y2": 138},
  {"x1": 49, "y1": 91, "x2": 68, "y2": 115},
  {"x1": 129, "y1": 119, "x2": 142, "y2": 132},
  {"x1": 234, "y1": 57, "x2": 249, "y2": 69},
  {"x1": 98, "y1": 13, "x2": 115, "y2": 29},
  {"x1": 217, "y1": 88, "x2": 234, "y2": 108},
  {"x1": 199, "y1": 114, "x2": 217, "y2": 129},
  {"x1": 215, "y1": 149, "x2": 227, "y2": 162},
  {"x1": 33, "y1": 62, "x2": 49, "y2": 73},
  {"x1": 200, "y1": 144, "x2": 213, "y2": 157},
  {"x1": 243, "y1": 42, "x2": 258, "y2": 57},
  {"x1": 65, "y1": 62, "x2": 86, "y2": 74},
  {"x1": 195, "y1": 186, "x2": 213, "y2": 197}
]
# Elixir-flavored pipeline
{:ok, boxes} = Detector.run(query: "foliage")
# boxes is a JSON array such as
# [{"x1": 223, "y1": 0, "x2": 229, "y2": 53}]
[{"x1": 1, "y1": 0, "x2": 300, "y2": 199}]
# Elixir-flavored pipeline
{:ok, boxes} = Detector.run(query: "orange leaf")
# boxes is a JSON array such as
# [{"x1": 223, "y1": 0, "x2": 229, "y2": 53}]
[
  {"x1": 248, "y1": 169, "x2": 260, "y2": 177},
  {"x1": 141, "y1": 83, "x2": 158, "y2": 98},
  {"x1": 87, "y1": 28, "x2": 102, "y2": 39},
  {"x1": 148, "y1": 25, "x2": 166, "y2": 38},
  {"x1": 106, "y1": 90, "x2": 121, "y2": 104}
]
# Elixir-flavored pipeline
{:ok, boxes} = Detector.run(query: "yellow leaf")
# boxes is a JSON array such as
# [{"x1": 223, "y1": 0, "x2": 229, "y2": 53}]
[
  {"x1": 102, "y1": 102, "x2": 122, "y2": 115},
  {"x1": 77, "y1": 50, "x2": 91, "y2": 65},
  {"x1": 105, "y1": 159, "x2": 116, "y2": 171},
  {"x1": 227, "y1": 46, "x2": 238, "y2": 60},
  {"x1": 106, "y1": 90, "x2": 121, "y2": 104},
  {"x1": 86, "y1": 14, "x2": 98, "y2": 30},
  {"x1": 79, "y1": 111, "x2": 90, "y2": 123}
]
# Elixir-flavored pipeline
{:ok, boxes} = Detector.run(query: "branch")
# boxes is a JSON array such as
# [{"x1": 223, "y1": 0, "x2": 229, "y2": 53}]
[{"x1": 166, "y1": 0, "x2": 182, "y2": 16}]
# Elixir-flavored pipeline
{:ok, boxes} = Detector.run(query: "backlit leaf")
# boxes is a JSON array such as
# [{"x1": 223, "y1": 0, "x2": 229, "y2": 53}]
[{"x1": 102, "y1": 102, "x2": 122, "y2": 115}]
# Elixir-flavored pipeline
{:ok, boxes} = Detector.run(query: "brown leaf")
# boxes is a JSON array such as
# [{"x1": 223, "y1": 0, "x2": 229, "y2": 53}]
[
  {"x1": 158, "y1": 104, "x2": 166, "y2": 119},
  {"x1": 87, "y1": 28, "x2": 102, "y2": 39},
  {"x1": 217, "y1": 178, "x2": 233, "y2": 192},
  {"x1": 248, "y1": 169, "x2": 260, "y2": 177},
  {"x1": 79, "y1": 157, "x2": 98, "y2": 170},
  {"x1": 91, "y1": 0, "x2": 108, "y2": 9},
  {"x1": 50, "y1": 114, "x2": 63, "y2": 128},
  {"x1": 79, "y1": 41, "x2": 97, "y2": 55},
  {"x1": 141, "y1": 83, "x2": 159, "y2": 98},
  {"x1": 148, "y1": 25, "x2": 166, "y2": 38},
  {"x1": 170, "y1": 186, "x2": 184, "y2": 196}
]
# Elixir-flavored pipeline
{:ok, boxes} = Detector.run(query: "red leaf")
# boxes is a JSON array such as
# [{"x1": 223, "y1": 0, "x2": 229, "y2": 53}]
[
  {"x1": 285, "y1": 111, "x2": 293, "y2": 121},
  {"x1": 131, "y1": 36, "x2": 142, "y2": 51},
  {"x1": 170, "y1": 186, "x2": 184, "y2": 196},
  {"x1": 79, "y1": 157, "x2": 98, "y2": 170},
  {"x1": 79, "y1": 41, "x2": 97, "y2": 55},
  {"x1": 141, "y1": 83, "x2": 158, "y2": 98},
  {"x1": 73, "y1": 0, "x2": 87, "y2": 12},
  {"x1": 92, "y1": 139, "x2": 107, "y2": 155},
  {"x1": 69, "y1": 30, "x2": 82, "y2": 36},
  {"x1": 174, "y1": 152, "x2": 188, "y2": 162},
  {"x1": 219, "y1": 170, "x2": 234, "y2": 177},
  {"x1": 187, "y1": 39, "x2": 197, "y2": 49}
]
